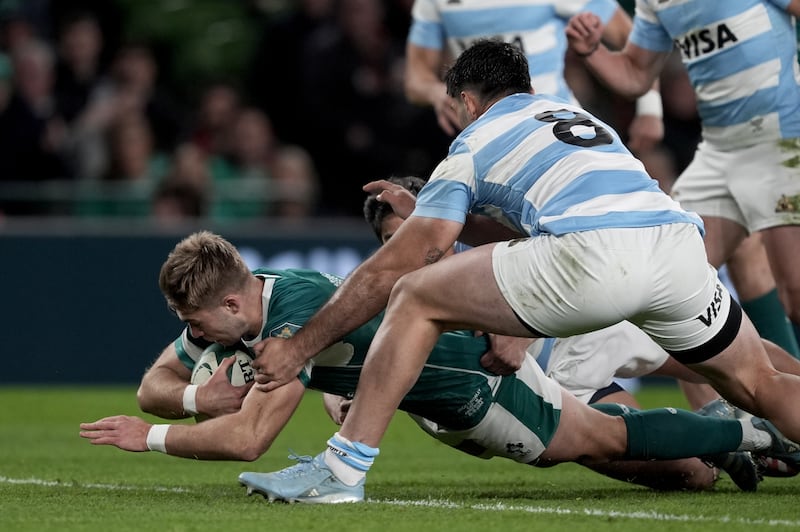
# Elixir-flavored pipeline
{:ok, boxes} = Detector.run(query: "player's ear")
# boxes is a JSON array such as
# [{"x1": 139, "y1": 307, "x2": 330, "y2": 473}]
[
  {"x1": 223, "y1": 295, "x2": 240, "y2": 313},
  {"x1": 461, "y1": 91, "x2": 482, "y2": 120}
]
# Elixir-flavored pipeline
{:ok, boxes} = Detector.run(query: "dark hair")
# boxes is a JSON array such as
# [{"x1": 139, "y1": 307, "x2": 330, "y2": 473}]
[
  {"x1": 363, "y1": 176, "x2": 426, "y2": 242},
  {"x1": 444, "y1": 39, "x2": 531, "y2": 104}
]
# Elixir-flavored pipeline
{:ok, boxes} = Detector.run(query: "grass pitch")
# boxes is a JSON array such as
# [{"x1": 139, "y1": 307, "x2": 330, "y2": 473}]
[{"x1": 1, "y1": 385, "x2": 798, "y2": 532}]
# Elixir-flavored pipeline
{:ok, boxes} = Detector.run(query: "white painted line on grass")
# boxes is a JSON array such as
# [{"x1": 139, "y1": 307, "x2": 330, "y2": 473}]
[
  {"x1": 0, "y1": 475, "x2": 190, "y2": 493},
  {"x1": 3, "y1": 475, "x2": 798, "y2": 527},
  {"x1": 375, "y1": 498, "x2": 800, "y2": 527}
]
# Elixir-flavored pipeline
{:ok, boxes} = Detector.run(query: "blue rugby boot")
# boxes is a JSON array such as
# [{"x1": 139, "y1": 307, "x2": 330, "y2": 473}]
[{"x1": 239, "y1": 452, "x2": 364, "y2": 504}]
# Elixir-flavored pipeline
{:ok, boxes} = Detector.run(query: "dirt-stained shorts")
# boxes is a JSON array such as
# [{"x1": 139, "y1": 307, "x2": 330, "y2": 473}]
[
  {"x1": 528, "y1": 321, "x2": 670, "y2": 404},
  {"x1": 491, "y1": 223, "x2": 734, "y2": 355},
  {"x1": 671, "y1": 139, "x2": 800, "y2": 232}
]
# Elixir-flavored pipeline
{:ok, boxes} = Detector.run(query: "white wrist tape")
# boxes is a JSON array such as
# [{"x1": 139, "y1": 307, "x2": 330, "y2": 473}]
[
  {"x1": 182, "y1": 384, "x2": 199, "y2": 416},
  {"x1": 636, "y1": 89, "x2": 663, "y2": 118},
  {"x1": 146, "y1": 424, "x2": 170, "y2": 453}
]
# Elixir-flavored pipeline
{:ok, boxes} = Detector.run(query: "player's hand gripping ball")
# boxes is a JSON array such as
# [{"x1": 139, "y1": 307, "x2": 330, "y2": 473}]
[
  {"x1": 191, "y1": 343, "x2": 255, "y2": 387},
  {"x1": 190, "y1": 344, "x2": 255, "y2": 422}
]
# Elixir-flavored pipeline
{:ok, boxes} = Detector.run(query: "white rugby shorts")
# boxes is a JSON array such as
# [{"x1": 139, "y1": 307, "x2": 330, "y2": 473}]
[
  {"x1": 528, "y1": 321, "x2": 670, "y2": 404},
  {"x1": 671, "y1": 139, "x2": 800, "y2": 232},
  {"x1": 491, "y1": 223, "x2": 735, "y2": 355}
]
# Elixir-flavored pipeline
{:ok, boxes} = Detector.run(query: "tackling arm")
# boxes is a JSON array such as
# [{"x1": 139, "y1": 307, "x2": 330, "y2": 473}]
[
  {"x1": 251, "y1": 214, "x2": 464, "y2": 391},
  {"x1": 364, "y1": 178, "x2": 523, "y2": 247}
]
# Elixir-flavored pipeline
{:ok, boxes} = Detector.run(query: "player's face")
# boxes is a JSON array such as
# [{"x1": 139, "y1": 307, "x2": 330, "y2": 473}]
[
  {"x1": 177, "y1": 305, "x2": 247, "y2": 346},
  {"x1": 380, "y1": 213, "x2": 403, "y2": 244}
]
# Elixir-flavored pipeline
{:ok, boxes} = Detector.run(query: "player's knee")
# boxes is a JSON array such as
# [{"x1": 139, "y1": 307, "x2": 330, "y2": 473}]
[{"x1": 389, "y1": 271, "x2": 429, "y2": 309}]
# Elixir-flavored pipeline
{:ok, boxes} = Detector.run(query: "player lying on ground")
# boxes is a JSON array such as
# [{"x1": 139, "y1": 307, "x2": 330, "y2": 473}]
[{"x1": 79, "y1": 232, "x2": 800, "y2": 502}]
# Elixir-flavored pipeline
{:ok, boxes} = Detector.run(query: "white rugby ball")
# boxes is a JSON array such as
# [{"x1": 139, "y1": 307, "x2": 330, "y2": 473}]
[{"x1": 190, "y1": 344, "x2": 255, "y2": 387}]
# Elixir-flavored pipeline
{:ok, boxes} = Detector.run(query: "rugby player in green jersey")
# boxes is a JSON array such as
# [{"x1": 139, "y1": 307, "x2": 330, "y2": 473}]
[{"x1": 80, "y1": 231, "x2": 798, "y2": 501}]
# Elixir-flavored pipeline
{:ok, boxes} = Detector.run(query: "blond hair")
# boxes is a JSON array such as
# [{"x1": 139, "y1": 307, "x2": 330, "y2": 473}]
[{"x1": 159, "y1": 231, "x2": 251, "y2": 312}]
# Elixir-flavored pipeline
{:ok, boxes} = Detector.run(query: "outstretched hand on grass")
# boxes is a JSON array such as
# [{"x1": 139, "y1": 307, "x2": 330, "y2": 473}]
[{"x1": 79, "y1": 415, "x2": 150, "y2": 452}]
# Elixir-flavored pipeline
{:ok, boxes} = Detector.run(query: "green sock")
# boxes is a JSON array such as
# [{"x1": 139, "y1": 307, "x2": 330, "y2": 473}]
[
  {"x1": 741, "y1": 289, "x2": 800, "y2": 358},
  {"x1": 621, "y1": 408, "x2": 743, "y2": 460},
  {"x1": 793, "y1": 321, "x2": 800, "y2": 352}
]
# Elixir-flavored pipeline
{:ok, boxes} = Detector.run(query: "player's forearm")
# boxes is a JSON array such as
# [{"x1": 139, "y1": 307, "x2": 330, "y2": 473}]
[
  {"x1": 162, "y1": 422, "x2": 270, "y2": 461},
  {"x1": 151, "y1": 382, "x2": 302, "y2": 460},
  {"x1": 405, "y1": 72, "x2": 446, "y2": 107},
  {"x1": 404, "y1": 44, "x2": 446, "y2": 107},
  {"x1": 137, "y1": 367, "x2": 192, "y2": 419},
  {"x1": 294, "y1": 264, "x2": 394, "y2": 358}
]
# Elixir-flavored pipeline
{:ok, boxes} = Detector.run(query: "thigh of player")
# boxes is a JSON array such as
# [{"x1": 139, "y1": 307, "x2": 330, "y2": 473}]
[{"x1": 409, "y1": 356, "x2": 564, "y2": 464}]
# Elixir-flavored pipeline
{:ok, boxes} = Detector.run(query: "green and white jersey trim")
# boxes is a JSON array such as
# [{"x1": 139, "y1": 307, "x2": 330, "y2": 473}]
[{"x1": 171, "y1": 268, "x2": 562, "y2": 446}]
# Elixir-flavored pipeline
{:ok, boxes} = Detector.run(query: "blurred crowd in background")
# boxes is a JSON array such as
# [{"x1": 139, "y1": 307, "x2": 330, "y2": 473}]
[{"x1": 0, "y1": 0, "x2": 702, "y2": 223}]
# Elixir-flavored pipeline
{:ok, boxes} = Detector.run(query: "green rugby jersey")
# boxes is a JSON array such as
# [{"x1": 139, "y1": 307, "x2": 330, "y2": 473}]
[{"x1": 174, "y1": 268, "x2": 501, "y2": 430}]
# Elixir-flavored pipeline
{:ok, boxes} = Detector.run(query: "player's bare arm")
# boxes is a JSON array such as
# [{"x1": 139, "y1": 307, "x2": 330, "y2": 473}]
[
  {"x1": 365, "y1": 179, "x2": 522, "y2": 246},
  {"x1": 81, "y1": 379, "x2": 305, "y2": 460},
  {"x1": 405, "y1": 42, "x2": 460, "y2": 136},
  {"x1": 251, "y1": 215, "x2": 463, "y2": 391},
  {"x1": 585, "y1": 7, "x2": 663, "y2": 154},
  {"x1": 599, "y1": 6, "x2": 633, "y2": 49},
  {"x1": 138, "y1": 344, "x2": 250, "y2": 419},
  {"x1": 136, "y1": 344, "x2": 195, "y2": 419},
  {"x1": 566, "y1": 12, "x2": 668, "y2": 99}
]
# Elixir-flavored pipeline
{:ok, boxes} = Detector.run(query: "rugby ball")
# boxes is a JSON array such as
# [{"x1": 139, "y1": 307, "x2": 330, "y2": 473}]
[{"x1": 190, "y1": 344, "x2": 255, "y2": 387}]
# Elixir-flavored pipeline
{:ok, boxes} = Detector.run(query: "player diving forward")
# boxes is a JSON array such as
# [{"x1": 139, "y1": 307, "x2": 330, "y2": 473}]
[{"x1": 79, "y1": 232, "x2": 800, "y2": 502}]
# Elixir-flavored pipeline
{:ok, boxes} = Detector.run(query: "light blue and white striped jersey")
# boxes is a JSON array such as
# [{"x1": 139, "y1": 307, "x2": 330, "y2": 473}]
[
  {"x1": 413, "y1": 93, "x2": 703, "y2": 236},
  {"x1": 407, "y1": 0, "x2": 618, "y2": 102},
  {"x1": 630, "y1": 0, "x2": 800, "y2": 150}
]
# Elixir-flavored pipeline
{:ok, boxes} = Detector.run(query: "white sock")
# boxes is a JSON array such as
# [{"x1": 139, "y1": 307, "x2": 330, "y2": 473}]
[
  {"x1": 323, "y1": 432, "x2": 378, "y2": 487},
  {"x1": 739, "y1": 419, "x2": 773, "y2": 451},
  {"x1": 324, "y1": 447, "x2": 366, "y2": 486}
]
